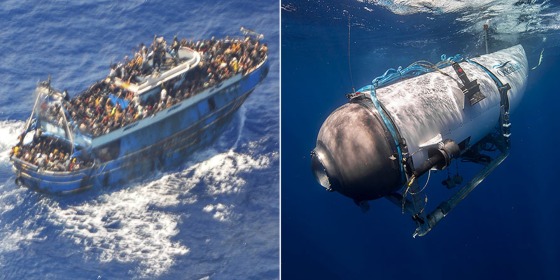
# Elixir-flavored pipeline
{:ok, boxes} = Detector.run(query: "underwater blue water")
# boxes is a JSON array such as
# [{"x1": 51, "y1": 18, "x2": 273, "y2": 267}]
[
  {"x1": 282, "y1": 0, "x2": 560, "y2": 279},
  {"x1": 0, "y1": 1, "x2": 279, "y2": 279}
]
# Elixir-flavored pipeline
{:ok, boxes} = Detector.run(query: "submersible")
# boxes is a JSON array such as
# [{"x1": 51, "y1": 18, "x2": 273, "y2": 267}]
[{"x1": 311, "y1": 45, "x2": 528, "y2": 236}]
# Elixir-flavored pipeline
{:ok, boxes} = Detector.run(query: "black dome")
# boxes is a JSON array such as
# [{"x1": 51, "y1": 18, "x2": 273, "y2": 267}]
[{"x1": 311, "y1": 99, "x2": 403, "y2": 201}]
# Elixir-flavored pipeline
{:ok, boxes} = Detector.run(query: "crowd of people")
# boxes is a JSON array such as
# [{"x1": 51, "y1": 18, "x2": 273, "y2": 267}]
[
  {"x1": 50, "y1": 35, "x2": 267, "y2": 137},
  {"x1": 10, "y1": 129, "x2": 93, "y2": 172},
  {"x1": 11, "y1": 34, "x2": 268, "y2": 172}
]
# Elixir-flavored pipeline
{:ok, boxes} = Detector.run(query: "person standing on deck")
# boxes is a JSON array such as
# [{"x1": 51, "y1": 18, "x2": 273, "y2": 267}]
[
  {"x1": 160, "y1": 84, "x2": 167, "y2": 108},
  {"x1": 171, "y1": 35, "x2": 180, "y2": 65}
]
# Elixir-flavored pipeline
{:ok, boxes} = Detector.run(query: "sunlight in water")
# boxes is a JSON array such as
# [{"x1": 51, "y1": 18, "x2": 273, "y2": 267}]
[{"x1": 358, "y1": 0, "x2": 556, "y2": 37}]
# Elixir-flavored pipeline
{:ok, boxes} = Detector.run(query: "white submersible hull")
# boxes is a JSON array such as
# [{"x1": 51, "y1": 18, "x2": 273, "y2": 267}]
[{"x1": 312, "y1": 45, "x2": 528, "y2": 236}]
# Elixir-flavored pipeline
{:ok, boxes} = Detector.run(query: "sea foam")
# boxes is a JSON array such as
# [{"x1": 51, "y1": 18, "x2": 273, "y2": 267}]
[
  {"x1": 46, "y1": 145, "x2": 273, "y2": 277},
  {"x1": 0, "y1": 120, "x2": 24, "y2": 164}
]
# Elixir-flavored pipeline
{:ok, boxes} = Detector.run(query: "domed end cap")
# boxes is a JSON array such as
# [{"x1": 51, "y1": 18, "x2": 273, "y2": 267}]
[
  {"x1": 311, "y1": 101, "x2": 403, "y2": 201},
  {"x1": 311, "y1": 145, "x2": 334, "y2": 191}
]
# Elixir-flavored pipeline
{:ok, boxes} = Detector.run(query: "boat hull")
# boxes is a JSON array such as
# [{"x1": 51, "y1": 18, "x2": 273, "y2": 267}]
[{"x1": 13, "y1": 60, "x2": 269, "y2": 194}]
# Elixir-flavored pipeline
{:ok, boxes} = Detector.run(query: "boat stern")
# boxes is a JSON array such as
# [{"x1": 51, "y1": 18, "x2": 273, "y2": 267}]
[{"x1": 11, "y1": 157, "x2": 93, "y2": 194}]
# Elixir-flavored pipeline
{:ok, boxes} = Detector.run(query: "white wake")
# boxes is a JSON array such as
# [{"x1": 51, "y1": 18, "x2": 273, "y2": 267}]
[
  {"x1": 45, "y1": 145, "x2": 273, "y2": 277},
  {"x1": 0, "y1": 117, "x2": 274, "y2": 277},
  {"x1": 0, "y1": 120, "x2": 24, "y2": 164}
]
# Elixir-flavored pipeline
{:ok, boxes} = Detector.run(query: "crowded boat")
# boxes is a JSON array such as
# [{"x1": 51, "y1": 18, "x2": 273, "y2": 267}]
[{"x1": 10, "y1": 33, "x2": 268, "y2": 173}]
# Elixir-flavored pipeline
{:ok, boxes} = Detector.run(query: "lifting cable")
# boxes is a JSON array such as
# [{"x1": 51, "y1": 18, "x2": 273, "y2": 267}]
[{"x1": 344, "y1": 10, "x2": 356, "y2": 93}]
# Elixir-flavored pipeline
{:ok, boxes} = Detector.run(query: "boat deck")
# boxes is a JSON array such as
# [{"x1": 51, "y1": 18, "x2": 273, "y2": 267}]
[{"x1": 10, "y1": 35, "x2": 269, "y2": 177}]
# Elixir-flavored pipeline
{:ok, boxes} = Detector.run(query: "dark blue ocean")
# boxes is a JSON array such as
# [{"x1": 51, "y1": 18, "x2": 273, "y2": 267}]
[
  {"x1": 0, "y1": 1, "x2": 278, "y2": 279},
  {"x1": 282, "y1": 0, "x2": 560, "y2": 279}
]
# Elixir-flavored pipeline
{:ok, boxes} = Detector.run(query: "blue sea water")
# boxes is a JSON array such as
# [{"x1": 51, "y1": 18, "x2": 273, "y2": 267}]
[
  {"x1": 0, "y1": 1, "x2": 279, "y2": 279},
  {"x1": 282, "y1": 0, "x2": 560, "y2": 279}
]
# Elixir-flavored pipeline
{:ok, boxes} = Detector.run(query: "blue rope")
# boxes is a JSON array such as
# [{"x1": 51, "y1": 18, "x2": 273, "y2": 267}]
[
  {"x1": 361, "y1": 85, "x2": 406, "y2": 182},
  {"x1": 371, "y1": 54, "x2": 464, "y2": 88}
]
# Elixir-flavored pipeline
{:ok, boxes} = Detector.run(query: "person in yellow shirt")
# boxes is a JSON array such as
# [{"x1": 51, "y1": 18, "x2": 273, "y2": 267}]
[{"x1": 10, "y1": 145, "x2": 21, "y2": 159}]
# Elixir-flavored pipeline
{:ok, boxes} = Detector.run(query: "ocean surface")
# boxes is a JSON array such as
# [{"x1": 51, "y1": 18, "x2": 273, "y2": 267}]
[
  {"x1": 282, "y1": 0, "x2": 560, "y2": 279},
  {"x1": 0, "y1": 1, "x2": 279, "y2": 279}
]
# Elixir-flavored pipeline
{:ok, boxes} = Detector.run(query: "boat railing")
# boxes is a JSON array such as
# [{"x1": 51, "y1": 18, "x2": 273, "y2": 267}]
[
  {"x1": 12, "y1": 156, "x2": 93, "y2": 177},
  {"x1": 113, "y1": 47, "x2": 201, "y2": 95},
  {"x1": 244, "y1": 54, "x2": 268, "y2": 76},
  {"x1": 11, "y1": 157, "x2": 39, "y2": 172}
]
